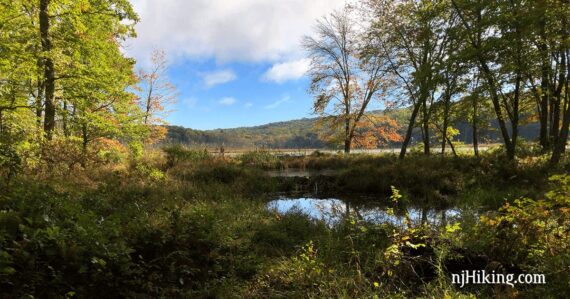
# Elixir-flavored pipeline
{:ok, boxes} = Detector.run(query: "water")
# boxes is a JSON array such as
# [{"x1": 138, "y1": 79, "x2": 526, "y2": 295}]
[
  {"x1": 265, "y1": 169, "x2": 337, "y2": 178},
  {"x1": 267, "y1": 196, "x2": 461, "y2": 226}
]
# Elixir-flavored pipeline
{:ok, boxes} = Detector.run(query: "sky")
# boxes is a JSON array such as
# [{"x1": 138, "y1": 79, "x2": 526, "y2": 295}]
[{"x1": 124, "y1": 0, "x2": 347, "y2": 130}]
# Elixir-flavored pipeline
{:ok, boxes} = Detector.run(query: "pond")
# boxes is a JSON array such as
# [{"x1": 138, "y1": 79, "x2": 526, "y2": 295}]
[
  {"x1": 265, "y1": 168, "x2": 337, "y2": 178},
  {"x1": 267, "y1": 196, "x2": 463, "y2": 227}
]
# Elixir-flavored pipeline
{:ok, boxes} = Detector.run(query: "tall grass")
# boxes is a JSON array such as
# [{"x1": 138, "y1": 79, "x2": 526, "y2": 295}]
[{"x1": 0, "y1": 149, "x2": 567, "y2": 297}]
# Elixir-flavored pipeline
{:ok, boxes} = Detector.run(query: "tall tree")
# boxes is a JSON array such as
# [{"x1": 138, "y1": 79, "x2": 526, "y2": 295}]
[
  {"x1": 369, "y1": 0, "x2": 454, "y2": 158},
  {"x1": 137, "y1": 49, "x2": 177, "y2": 142},
  {"x1": 304, "y1": 7, "x2": 390, "y2": 153},
  {"x1": 451, "y1": 0, "x2": 537, "y2": 160},
  {"x1": 39, "y1": 0, "x2": 56, "y2": 140}
]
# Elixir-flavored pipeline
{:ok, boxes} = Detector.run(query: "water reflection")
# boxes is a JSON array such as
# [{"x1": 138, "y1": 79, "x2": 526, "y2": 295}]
[
  {"x1": 265, "y1": 169, "x2": 337, "y2": 178},
  {"x1": 267, "y1": 197, "x2": 461, "y2": 227}
]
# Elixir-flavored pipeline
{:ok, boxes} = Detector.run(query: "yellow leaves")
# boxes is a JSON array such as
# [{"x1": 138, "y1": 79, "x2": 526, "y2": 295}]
[
  {"x1": 445, "y1": 222, "x2": 461, "y2": 233},
  {"x1": 479, "y1": 215, "x2": 498, "y2": 227},
  {"x1": 405, "y1": 241, "x2": 425, "y2": 250},
  {"x1": 79, "y1": 1, "x2": 91, "y2": 13}
]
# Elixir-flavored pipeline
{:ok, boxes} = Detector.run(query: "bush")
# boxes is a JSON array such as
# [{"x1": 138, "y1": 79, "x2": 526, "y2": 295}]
[
  {"x1": 0, "y1": 143, "x2": 21, "y2": 183},
  {"x1": 163, "y1": 144, "x2": 210, "y2": 167},
  {"x1": 239, "y1": 149, "x2": 281, "y2": 169},
  {"x1": 464, "y1": 174, "x2": 570, "y2": 296}
]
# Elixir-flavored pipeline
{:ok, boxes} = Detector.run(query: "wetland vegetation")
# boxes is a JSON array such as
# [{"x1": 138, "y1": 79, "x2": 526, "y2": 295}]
[{"x1": 1, "y1": 147, "x2": 568, "y2": 298}]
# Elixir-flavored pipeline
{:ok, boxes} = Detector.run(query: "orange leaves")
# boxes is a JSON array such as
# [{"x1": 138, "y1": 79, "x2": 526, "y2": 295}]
[
  {"x1": 352, "y1": 115, "x2": 402, "y2": 149},
  {"x1": 148, "y1": 126, "x2": 168, "y2": 145}
]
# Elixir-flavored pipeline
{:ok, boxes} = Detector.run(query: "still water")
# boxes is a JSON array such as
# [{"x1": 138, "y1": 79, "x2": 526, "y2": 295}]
[{"x1": 267, "y1": 196, "x2": 461, "y2": 226}]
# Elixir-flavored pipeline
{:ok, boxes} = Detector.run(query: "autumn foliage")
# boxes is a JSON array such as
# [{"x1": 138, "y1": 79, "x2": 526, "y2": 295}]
[{"x1": 352, "y1": 115, "x2": 403, "y2": 149}]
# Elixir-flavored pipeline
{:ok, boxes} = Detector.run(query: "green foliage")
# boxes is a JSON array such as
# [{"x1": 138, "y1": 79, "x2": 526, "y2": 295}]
[
  {"x1": 464, "y1": 174, "x2": 570, "y2": 296},
  {"x1": 0, "y1": 142, "x2": 21, "y2": 182},
  {"x1": 0, "y1": 152, "x2": 567, "y2": 297}
]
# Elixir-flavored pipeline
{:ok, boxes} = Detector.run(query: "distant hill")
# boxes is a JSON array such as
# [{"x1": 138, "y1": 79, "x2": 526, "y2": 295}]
[
  {"x1": 165, "y1": 108, "x2": 541, "y2": 149},
  {"x1": 166, "y1": 117, "x2": 326, "y2": 149}
]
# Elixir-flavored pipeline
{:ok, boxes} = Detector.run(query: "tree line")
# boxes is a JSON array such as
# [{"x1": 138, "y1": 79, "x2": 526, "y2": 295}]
[{"x1": 305, "y1": 0, "x2": 569, "y2": 163}]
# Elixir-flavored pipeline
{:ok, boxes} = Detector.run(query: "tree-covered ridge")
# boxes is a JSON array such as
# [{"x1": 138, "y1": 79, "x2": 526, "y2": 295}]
[{"x1": 164, "y1": 107, "x2": 541, "y2": 150}]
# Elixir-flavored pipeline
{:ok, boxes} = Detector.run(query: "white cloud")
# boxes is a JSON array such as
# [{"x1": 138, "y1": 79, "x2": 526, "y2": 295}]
[
  {"x1": 263, "y1": 58, "x2": 310, "y2": 83},
  {"x1": 126, "y1": 0, "x2": 346, "y2": 63},
  {"x1": 219, "y1": 97, "x2": 237, "y2": 105},
  {"x1": 202, "y1": 70, "x2": 237, "y2": 88},
  {"x1": 265, "y1": 95, "x2": 291, "y2": 109},
  {"x1": 244, "y1": 102, "x2": 253, "y2": 108}
]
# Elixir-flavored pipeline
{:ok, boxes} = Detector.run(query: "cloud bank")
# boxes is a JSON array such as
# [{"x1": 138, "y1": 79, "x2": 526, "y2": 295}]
[{"x1": 127, "y1": 0, "x2": 345, "y2": 64}]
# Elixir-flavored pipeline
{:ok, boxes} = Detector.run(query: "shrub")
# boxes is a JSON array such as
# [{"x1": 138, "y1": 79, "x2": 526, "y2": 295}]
[
  {"x1": 163, "y1": 144, "x2": 210, "y2": 167},
  {"x1": 0, "y1": 143, "x2": 21, "y2": 183},
  {"x1": 464, "y1": 174, "x2": 570, "y2": 296},
  {"x1": 93, "y1": 138, "x2": 129, "y2": 164},
  {"x1": 239, "y1": 149, "x2": 281, "y2": 169}
]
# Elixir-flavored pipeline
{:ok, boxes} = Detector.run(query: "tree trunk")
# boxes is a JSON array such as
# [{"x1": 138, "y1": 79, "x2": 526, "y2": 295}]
[
  {"x1": 40, "y1": 0, "x2": 56, "y2": 140},
  {"x1": 62, "y1": 100, "x2": 69, "y2": 137},
  {"x1": 344, "y1": 117, "x2": 351, "y2": 154},
  {"x1": 144, "y1": 83, "x2": 153, "y2": 125},
  {"x1": 422, "y1": 116, "x2": 430, "y2": 155},
  {"x1": 551, "y1": 97, "x2": 561, "y2": 145},
  {"x1": 539, "y1": 10, "x2": 550, "y2": 151},
  {"x1": 479, "y1": 60, "x2": 515, "y2": 159},
  {"x1": 35, "y1": 60, "x2": 44, "y2": 130},
  {"x1": 399, "y1": 103, "x2": 421, "y2": 159},
  {"x1": 472, "y1": 93, "x2": 479, "y2": 156},
  {"x1": 441, "y1": 94, "x2": 450, "y2": 155},
  {"x1": 420, "y1": 79, "x2": 431, "y2": 156},
  {"x1": 473, "y1": 120, "x2": 479, "y2": 157},
  {"x1": 551, "y1": 105, "x2": 569, "y2": 164},
  {"x1": 344, "y1": 138, "x2": 351, "y2": 154},
  {"x1": 421, "y1": 208, "x2": 427, "y2": 225},
  {"x1": 81, "y1": 123, "x2": 88, "y2": 167},
  {"x1": 447, "y1": 136, "x2": 458, "y2": 157},
  {"x1": 551, "y1": 51, "x2": 569, "y2": 164},
  {"x1": 511, "y1": 73, "x2": 521, "y2": 152},
  {"x1": 551, "y1": 51, "x2": 566, "y2": 147}
]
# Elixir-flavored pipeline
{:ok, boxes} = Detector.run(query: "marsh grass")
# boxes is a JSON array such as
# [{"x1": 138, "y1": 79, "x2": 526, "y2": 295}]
[{"x1": 0, "y1": 149, "x2": 567, "y2": 298}]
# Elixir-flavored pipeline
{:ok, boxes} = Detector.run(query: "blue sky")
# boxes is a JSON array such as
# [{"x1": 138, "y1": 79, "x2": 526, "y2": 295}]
[
  {"x1": 166, "y1": 58, "x2": 313, "y2": 130},
  {"x1": 125, "y1": 0, "x2": 347, "y2": 130}
]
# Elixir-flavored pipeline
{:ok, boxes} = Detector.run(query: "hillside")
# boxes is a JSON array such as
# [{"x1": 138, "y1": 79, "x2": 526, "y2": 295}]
[
  {"x1": 165, "y1": 108, "x2": 541, "y2": 149},
  {"x1": 166, "y1": 117, "x2": 324, "y2": 149}
]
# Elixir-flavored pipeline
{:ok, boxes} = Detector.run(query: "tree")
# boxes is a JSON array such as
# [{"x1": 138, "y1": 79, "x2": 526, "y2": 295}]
[
  {"x1": 304, "y1": 7, "x2": 390, "y2": 153},
  {"x1": 137, "y1": 49, "x2": 177, "y2": 142},
  {"x1": 39, "y1": 0, "x2": 56, "y2": 140},
  {"x1": 1, "y1": 0, "x2": 148, "y2": 167},
  {"x1": 369, "y1": 0, "x2": 455, "y2": 158},
  {"x1": 352, "y1": 114, "x2": 402, "y2": 149},
  {"x1": 451, "y1": 0, "x2": 535, "y2": 160}
]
